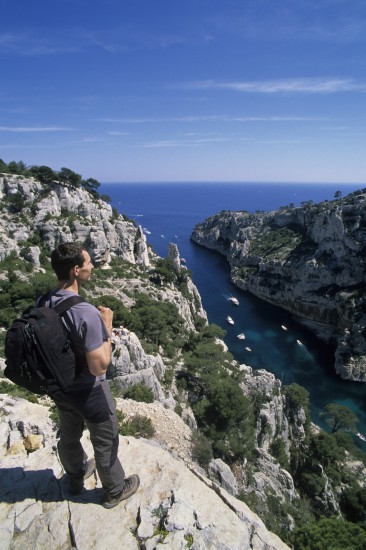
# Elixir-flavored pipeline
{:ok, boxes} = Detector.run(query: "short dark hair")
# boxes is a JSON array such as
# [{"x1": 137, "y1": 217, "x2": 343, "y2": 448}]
[{"x1": 51, "y1": 242, "x2": 87, "y2": 281}]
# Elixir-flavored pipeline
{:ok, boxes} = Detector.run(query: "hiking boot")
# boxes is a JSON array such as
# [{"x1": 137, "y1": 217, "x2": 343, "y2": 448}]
[
  {"x1": 101, "y1": 474, "x2": 140, "y2": 509},
  {"x1": 68, "y1": 458, "x2": 96, "y2": 495}
]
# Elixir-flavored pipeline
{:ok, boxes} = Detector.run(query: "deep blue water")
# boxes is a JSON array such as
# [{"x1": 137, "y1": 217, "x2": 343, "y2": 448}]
[{"x1": 101, "y1": 182, "x2": 366, "y2": 445}]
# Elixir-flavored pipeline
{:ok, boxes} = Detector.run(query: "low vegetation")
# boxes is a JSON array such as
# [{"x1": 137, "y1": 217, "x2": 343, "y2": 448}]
[
  {"x1": 115, "y1": 409, "x2": 155, "y2": 439},
  {"x1": 0, "y1": 158, "x2": 110, "y2": 202},
  {"x1": 248, "y1": 225, "x2": 303, "y2": 260},
  {"x1": 179, "y1": 324, "x2": 255, "y2": 463}
]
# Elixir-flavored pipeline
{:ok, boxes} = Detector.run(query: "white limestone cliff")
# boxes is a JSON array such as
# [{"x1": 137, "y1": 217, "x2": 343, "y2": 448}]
[{"x1": 0, "y1": 175, "x2": 150, "y2": 267}]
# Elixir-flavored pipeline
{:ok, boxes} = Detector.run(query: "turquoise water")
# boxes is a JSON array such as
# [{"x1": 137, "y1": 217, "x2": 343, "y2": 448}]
[{"x1": 101, "y1": 182, "x2": 366, "y2": 445}]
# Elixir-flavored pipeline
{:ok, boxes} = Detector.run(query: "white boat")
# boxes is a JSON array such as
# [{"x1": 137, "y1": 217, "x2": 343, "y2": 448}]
[
  {"x1": 281, "y1": 325, "x2": 288, "y2": 331},
  {"x1": 237, "y1": 333, "x2": 246, "y2": 340},
  {"x1": 229, "y1": 297, "x2": 239, "y2": 306},
  {"x1": 226, "y1": 316, "x2": 234, "y2": 325},
  {"x1": 356, "y1": 432, "x2": 366, "y2": 442},
  {"x1": 296, "y1": 339, "x2": 303, "y2": 346},
  {"x1": 245, "y1": 346, "x2": 251, "y2": 352}
]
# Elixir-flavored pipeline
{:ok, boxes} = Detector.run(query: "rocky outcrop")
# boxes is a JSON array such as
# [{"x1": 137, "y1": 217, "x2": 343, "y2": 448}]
[
  {"x1": 109, "y1": 330, "x2": 173, "y2": 407},
  {"x1": 236, "y1": 365, "x2": 302, "y2": 510},
  {"x1": 0, "y1": 394, "x2": 290, "y2": 550},
  {"x1": 168, "y1": 242, "x2": 182, "y2": 275},
  {"x1": 166, "y1": 242, "x2": 207, "y2": 329},
  {"x1": 0, "y1": 174, "x2": 150, "y2": 267},
  {"x1": 239, "y1": 366, "x2": 306, "y2": 454},
  {"x1": 191, "y1": 190, "x2": 366, "y2": 381},
  {"x1": 208, "y1": 458, "x2": 239, "y2": 496},
  {"x1": 116, "y1": 398, "x2": 193, "y2": 462}
]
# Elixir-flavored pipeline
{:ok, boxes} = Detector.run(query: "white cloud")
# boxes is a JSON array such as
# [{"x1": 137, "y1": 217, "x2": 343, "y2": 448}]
[
  {"x1": 0, "y1": 126, "x2": 74, "y2": 132},
  {"x1": 141, "y1": 137, "x2": 231, "y2": 148},
  {"x1": 108, "y1": 131, "x2": 130, "y2": 136},
  {"x1": 183, "y1": 78, "x2": 366, "y2": 94},
  {"x1": 99, "y1": 114, "x2": 325, "y2": 124}
]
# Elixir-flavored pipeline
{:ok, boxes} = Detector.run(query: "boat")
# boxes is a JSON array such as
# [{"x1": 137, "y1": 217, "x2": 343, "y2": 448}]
[
  {"x1": 296, "y1": 340, "x2": 303, "y2": 346},
  {"x1": 356, "y1": 432, "x2": 366, "y2": 442},
  {"x1": 281, "y1": 325, "x2": 288, "y2": 331},
  {"x1": 245, "y1": 346, "x2": 251, "y2": 352},
  {"x1": 237, "y1": 333, "x2": 246, "y2": 340},
  {"x1": 226, "y1": 316, "x2": 234, "y2": 325},
  {"x1": 229, "y1": 297, "x2": 239, "y2": 306}
]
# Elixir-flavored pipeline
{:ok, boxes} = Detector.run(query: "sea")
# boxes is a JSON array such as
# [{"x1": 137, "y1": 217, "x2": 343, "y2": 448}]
[{"x1": 100, "y1": 181, "x2": 366, "y2": 446}]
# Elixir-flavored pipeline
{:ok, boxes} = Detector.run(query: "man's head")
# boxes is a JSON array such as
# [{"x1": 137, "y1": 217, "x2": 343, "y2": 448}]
[{"x1": 51, "y1": 242, "x2": 93, "y2": 283}]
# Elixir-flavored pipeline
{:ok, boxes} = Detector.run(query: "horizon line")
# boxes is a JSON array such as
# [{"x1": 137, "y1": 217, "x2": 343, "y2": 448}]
[{"x1": 101, "y1": 180, "x2": 364, "y2": 186}]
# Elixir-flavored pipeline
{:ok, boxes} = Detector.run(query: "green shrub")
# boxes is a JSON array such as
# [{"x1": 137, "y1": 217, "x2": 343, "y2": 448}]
[
  {"x1": 163, "y1": 367, "x2": 174, "y2": 387},
  {"x1": 283, "y1": 383, "x2": 309, "y2": 411},
  {"x1": 91, "y1": 292, "x2": 187, "y2": 357},
  {"x1": 48, "y1": 404, "x2": 60, "y2": 427},
  {"x1": 117, "y1": 411, "x2": 155, "y2": 439},
  {"x1": 181, "y1": 324, "x2": 255, "y2": 462},
  {"x1": 0, "y1": 269, "x2": 55, "y2": 328},
  {"x1": 270, "y1": 437, "x2": 290, "y2": 470},
  {"x1": 123, "y1": 383, "x2": 154, "y2": 403},
  {"x1": 191, "y1": 430, "x2": 213, "y2": 470},
  {"x1": 340, "y1": 482, "x2": 366, "y2": 523},
  {"x1": 4, "y1": 192, "x2": 27, "y2": 213},
  {"x1": 153, "y1": 258, "x2": 177, "y2": 283},
  {"x1": 0, "y1": 331, "x2": 5, "y2": 358},
  {"x1": 292, "y1": 517, "x2": 366, "y2": 550},
  {"x1": 0, "y1": 380, "x2": 39, "y2": 403}
]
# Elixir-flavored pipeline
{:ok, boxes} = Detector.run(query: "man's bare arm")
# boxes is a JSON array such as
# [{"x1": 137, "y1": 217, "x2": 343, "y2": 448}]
[{"x1": 85, "y1": 306, "x2": 113, "y2": 377}]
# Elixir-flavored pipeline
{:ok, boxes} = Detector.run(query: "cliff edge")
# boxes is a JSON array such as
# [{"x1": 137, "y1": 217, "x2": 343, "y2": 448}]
[{"x1": 0, "y1": 394, "x2": 289, "y2": 550}]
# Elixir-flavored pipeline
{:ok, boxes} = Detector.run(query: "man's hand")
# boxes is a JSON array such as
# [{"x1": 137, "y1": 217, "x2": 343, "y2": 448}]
[{"x1": 98, "y1": 306, "x2": 113, "y2": 335}]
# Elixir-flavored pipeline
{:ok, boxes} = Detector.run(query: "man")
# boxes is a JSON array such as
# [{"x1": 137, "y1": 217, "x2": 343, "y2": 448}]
[{"x1": 43, "y1": 242, "x2": 139, "y2": 508}]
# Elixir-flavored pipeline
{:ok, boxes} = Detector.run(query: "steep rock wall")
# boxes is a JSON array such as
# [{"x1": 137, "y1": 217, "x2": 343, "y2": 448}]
[{"x1": 191, "y1": 190, "x2": 366, "y2": 381}]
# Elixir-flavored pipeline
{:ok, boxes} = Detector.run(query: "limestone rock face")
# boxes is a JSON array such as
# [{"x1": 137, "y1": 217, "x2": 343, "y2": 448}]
[
  {"x1": 191, "y1": 190, "x2": 366, "y2": 381},
  {"x1": 0, "y1": 395, "x2": 289, "y2": 550},
  {"x1": 24, "y1": 246, "x2": 41, "y2": 271},
  {"x1": 0, "y1": 175, "x2": 150, "y2": 267},
  {"x1": 239, "y1": 367, "x2": 306, "y2": 455},
  {"x1": 168, "y1": 242, "x2": 182, "y2": 275},
  {"x1": 110, "y1": 330, "x2": 171, "y2": 406},
  {"x1": 237, "y1": 366, "x2": 303, "y2": 508},
  {"x1": 247, "y1": 448, "x2": 297, "y2": 505},
  {"x1": 208, "y1": 458, "x2": 239, "y2": 496}
]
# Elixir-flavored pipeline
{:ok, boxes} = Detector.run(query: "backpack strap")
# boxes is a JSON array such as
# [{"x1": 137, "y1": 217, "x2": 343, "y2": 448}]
[
  {"x1": 52, "y1": 296, "x2": 85, "y2": 315},
  {"x1": 38, "y1": 293, "x2": 84, "y2": 315}
]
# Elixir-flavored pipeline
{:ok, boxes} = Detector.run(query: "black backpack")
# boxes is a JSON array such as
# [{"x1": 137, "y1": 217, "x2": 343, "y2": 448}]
[{"x1": 4, "y1": 296, "x2": 84, "y2": 396}]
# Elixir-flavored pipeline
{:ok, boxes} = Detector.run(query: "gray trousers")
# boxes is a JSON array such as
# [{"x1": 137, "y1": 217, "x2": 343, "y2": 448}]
[{"x1": 53, "y1": 379, "x2": 125, "y2": 497}]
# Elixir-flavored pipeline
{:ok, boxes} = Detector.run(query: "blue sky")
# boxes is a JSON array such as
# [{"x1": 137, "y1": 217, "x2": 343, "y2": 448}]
[{"x1": 1, "y1": 0, "x2": 366, "y2": 183}]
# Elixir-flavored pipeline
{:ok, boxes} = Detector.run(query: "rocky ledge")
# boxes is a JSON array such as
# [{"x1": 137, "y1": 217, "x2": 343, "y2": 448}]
[
  {"x1": 191, "y1": 189, "x2": 366, "y2": 382},
  {"x1": 0, "y1": 394, "x2": 289, "y2": 550}
]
